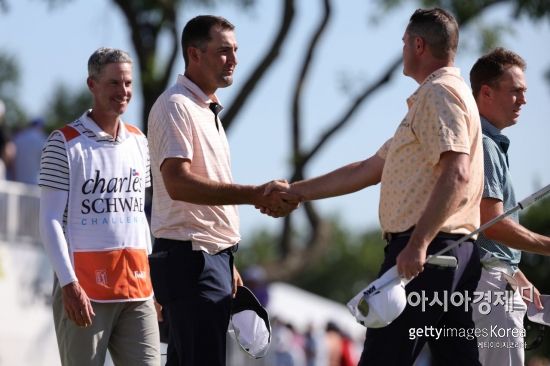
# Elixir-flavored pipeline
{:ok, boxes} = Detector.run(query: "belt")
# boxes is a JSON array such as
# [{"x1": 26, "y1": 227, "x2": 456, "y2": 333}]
[
  {"x1": 154, "y1": 238, "x2": 239, "y2": 254},
  {"x1": 384, "y1": 231, "x2": 413, "y2": 241},
  {"x1": 384, "y1": 228, "x2": 465, "y2": 242},
  {"x1": 481, "y1": 254, "x2": 516, "y2": 277}
]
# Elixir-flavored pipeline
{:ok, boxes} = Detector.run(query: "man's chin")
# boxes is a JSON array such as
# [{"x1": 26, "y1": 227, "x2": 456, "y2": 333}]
[
  {"x1": 115, "y1": 105, "x2": 128, "y2": 115},
  {"x1": 219, "y1": 77, "x2": 234, "y2": 88}
]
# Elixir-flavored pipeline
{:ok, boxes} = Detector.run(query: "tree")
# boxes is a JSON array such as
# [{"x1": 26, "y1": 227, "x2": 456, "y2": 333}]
[
  {"x1": 518, "y1": 196, "x2": 550, "y2": 359},
  {"x1": 6, "y1": 0, "x2": 550, "y2": 281},
  {"x1": 44, "y1": 84, "x2": 92, "y2": 132},
  {"x1": 0, "y1": 52, "x2": 26, "y2": 126},
  {"x1": 519, "y1": 195, "x2": 550, "y2": 288},
  {"x1": 264, "y1": 0, "x2": 550, "y2": 281},
  {"x1": 235, "y1": 218, "x2": 386, "y2": 303}
]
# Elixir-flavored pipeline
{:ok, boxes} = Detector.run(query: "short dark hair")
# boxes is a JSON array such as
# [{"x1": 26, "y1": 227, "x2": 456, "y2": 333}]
[
  {"x1": 469, "y1": 47, "x2": 526, "y2": 99},
  {"x1": 407, "y1": 8, "x2": 459, "y2": 60},
  {"x1": 181, "y1": 15, "x2": 235, "y2": 67}
]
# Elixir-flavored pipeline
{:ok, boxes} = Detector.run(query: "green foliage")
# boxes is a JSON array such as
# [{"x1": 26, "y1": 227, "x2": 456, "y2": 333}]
[
  {"x1": 0, "y1": 52, "x2": 19, "y2": 95},
  {"x1": 0, "y1": 51, "x2": 26, "y2": 127},
  {"x1": 514, "y1": 0, "x2": 550, "y2": 20},
  {"x1": 518, "y1": 196, "x2": 550, "y2": 358},
  {"x1": 235, "y1": 228, "x2": 280, "y2": 267},
  {"x1": 44, "y1": 84, "x2": 92, "y2": 132},
  {"x1": 291, "y1": 224, "x2": 385, "y2": 303},
  {"x1": 236, "y1": 220, "x2": 386, "y2": 303},
  {"x1": 520, "y1": 196, "x2": 550, "y2": 236},
  {"x1": 478, "y1": 23, "x2": 514, "y2": 52}
]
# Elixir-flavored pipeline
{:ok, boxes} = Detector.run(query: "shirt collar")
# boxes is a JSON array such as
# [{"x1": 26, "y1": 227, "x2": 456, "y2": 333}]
[
  {"x1": 481, "y1": 116, "x2": 510, "y2": 153},
  {"x1": 177, "y1": 74, "x2": 222, "y2": 108},
  {"x1": 406, "y1": 67, "x2": 461, "y2": 108},
  {"x1": 80, "y1": 110, "x2": 128, "y2": 143}
]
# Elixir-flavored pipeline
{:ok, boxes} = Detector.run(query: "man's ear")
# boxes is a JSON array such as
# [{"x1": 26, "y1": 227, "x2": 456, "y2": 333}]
[
  {"x1": 480, "y1": 84, "x2": 493, "y2": 100},
  {"x1": 414, "y1": 36, "x2": 425, "y2": 55},
  {"x1": 86, "y1": 77, "x2": 94, "y2": 92},
  {"x1": 188, "y1": 46, "x2": 201, "y2": 64}
]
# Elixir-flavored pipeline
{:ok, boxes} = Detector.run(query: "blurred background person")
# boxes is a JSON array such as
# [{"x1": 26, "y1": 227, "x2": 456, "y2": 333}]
[
  {"x1": 243, "y1": 265, "x2": 270, "y2": 307},
  {"x1": 0, "y1": 99, "x2": 15, "y2": 180},
  {"x1": 11, "y1": 116, "x2": 47, "y2": 184}
]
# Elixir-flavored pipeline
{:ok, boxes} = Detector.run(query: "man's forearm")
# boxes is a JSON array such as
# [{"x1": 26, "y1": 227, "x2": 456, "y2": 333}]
[
  {"x1": 166, "y1": 171, "x2": 261, "y2": 205},
  {"x1": 291, "y1": 155, "x2": 384, "y2": 201},
  {"x1": 484, "y1": 218, "x2": 550, "y2": 255}
]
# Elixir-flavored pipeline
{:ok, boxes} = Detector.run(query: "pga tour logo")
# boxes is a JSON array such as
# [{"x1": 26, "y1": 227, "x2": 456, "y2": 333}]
[{"x1": 95, "y1": 270, "x2": 108, "y2": 286}]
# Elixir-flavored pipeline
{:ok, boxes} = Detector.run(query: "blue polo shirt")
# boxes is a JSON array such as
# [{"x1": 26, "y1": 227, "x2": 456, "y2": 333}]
[{"x1": 476, "y1": 117, "x2": 521, "y2": 269}]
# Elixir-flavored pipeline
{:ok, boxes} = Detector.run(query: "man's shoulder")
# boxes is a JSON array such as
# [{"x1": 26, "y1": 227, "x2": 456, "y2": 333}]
[
  {"x1": 481, "y1": 133, "x2": 500, "y2": 152},
  {"x1": 428, "y1": 73, "x2": 470, "y2": 96},
  {"x1": 482, "y1": 134, "x2": 507, "y2": 170},
  {"x1": 165, "y1": 82, "x2": 195, "y2": 103},
  {"x1": 151, "y1": 83, "x2": 198, "y2": 115}
]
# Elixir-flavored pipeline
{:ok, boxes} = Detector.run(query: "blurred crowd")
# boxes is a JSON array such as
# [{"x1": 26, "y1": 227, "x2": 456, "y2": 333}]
[
  {"x1": 266, "y1": 318, "x2": 360, "y2": 366},
  {"x1": 242, "y1": 267, "x2": 362, "y2": 366},
  {"x1": 0, "y1": 98, "x2": 47, "y2": 183}
]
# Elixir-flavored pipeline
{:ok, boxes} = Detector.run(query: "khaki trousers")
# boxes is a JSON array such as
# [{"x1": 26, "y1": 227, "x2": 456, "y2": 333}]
[{"x1": 52, "y1": 279, "x2": 161, "y2": 366}]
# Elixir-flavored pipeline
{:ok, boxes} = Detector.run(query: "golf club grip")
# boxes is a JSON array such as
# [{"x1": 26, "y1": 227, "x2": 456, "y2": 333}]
[{"x1": 518, "y1": 183, "x2": 550, "y2": 209}]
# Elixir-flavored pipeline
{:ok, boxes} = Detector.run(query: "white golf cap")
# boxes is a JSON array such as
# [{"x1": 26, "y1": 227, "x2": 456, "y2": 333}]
[
  {"x1": 229, "y1": 286, "x2": 271, "y2": 358},
  {"x1": 347, "y1": 265, "x2": 410, "y2": 328},
  {"x1": 527, "y1": 294, "x2": 550, "y2": 326}
]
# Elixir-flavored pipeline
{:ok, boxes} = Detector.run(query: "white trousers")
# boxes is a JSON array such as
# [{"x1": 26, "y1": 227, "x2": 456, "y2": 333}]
[{"x1": 473, "y1": 266, "x2": 527, "y2": 366}]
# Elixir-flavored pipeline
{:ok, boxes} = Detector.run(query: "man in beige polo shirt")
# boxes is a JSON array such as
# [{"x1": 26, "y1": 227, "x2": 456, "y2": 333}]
[
  {"x1": 147, "y1": 15, "x2": 299, "y2": 366},
  {"x1": 264, "y1": 8, "x2": 483, "y2": 366}
]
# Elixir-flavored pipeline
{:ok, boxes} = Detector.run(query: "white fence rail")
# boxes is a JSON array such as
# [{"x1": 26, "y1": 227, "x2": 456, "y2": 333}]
[{"x1": 0, "y1": 180, "x2": 41, "y2": 246}]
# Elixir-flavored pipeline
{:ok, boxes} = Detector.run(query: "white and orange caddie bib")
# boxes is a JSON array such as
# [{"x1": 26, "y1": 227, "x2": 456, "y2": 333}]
[{"x1": 59, "y1": 123, "x2": 153, "y2": 302}]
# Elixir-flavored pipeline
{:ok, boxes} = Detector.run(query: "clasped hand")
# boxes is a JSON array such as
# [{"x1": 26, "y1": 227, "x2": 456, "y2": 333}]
[{"x1": 255, "y1": 179, "x2": 302, "y2": 218}]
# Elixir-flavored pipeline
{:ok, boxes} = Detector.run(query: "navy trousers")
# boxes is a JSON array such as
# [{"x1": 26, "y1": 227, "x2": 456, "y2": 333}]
[
  {"x1": 358, "y1": 233, "x2": 482, "y2": 366},
  {"x1": 152, "y1": 238, "x2": 234, "y2": 366}
]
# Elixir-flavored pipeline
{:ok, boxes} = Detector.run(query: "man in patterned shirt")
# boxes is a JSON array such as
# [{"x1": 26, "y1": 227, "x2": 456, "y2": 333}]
[
  {"x1": 38, "y1": 48, "x2": 160, "y2": 365},
  {"x1": 470, "y1": 48, "x2": 550, "y2": 365},
  {"x1": 264, "y1": 8, "x2": 484, "y2": 365}
]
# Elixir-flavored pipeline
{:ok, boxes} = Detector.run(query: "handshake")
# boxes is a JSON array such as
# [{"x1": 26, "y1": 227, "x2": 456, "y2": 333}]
[{"x1": 255, "y1": 179, "x2": 302, "y2": 218}]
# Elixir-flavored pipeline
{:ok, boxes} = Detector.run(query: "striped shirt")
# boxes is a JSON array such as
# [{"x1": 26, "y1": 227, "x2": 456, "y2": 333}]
[
  {"x1": 148, "y1": 75, "x2": 240, "y2": 253},
  {"x1": 40, "y1": 111, "x2": 151, "y2": 191},
  {"x1": 39, "y1": 111, "x2": 151, "y2": 229}
]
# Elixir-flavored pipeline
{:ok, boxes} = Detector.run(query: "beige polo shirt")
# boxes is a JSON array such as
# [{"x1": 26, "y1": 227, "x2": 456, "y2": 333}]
[
  {"x1": 377, "y1": 67, "x2": 483, "y2": 235},
  {"x1": 147, "y1": 75, "x2": 240, "y2": 253}
]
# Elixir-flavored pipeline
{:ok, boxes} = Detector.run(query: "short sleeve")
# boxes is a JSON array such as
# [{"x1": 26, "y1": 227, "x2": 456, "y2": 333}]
[
  {"x1": 39, "y1": 131, "x2": 69, "y2": 191},
  {"x1": 154, "y1": 98, "x2": 194, "y2": 169},
  {"x1": 482, "y1": 136, "x2": 505, "y2": 201},
  {"x1": 376, "y1": 138, "x2": 393, "y2": 160},
  {"x1": 414, "y1": 84, "x2": 471, "y2": 166}
]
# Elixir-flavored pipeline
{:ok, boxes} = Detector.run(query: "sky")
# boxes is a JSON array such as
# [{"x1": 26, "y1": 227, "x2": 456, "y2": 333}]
[{"x1": 1, "y1": 0, "x2": 549, "y2": 241}]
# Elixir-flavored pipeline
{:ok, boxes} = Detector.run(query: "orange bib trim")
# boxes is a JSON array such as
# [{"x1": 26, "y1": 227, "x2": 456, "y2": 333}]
[{"x1": 73, "y1": 248, "x2": 153, "y2": 301}]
